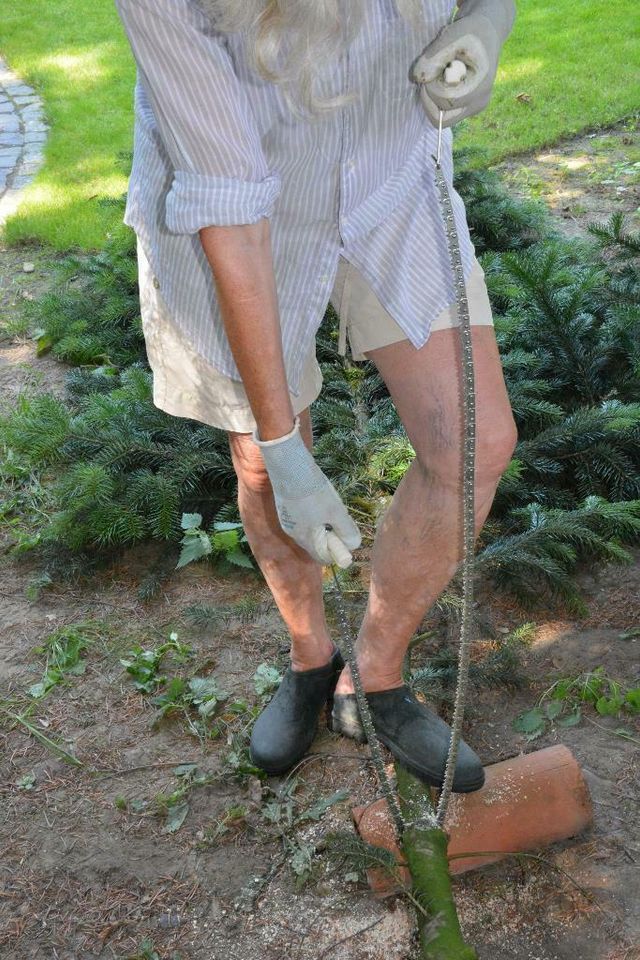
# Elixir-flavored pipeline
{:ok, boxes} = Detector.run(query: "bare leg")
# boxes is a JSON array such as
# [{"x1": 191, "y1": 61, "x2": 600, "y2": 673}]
[
  {"x1": 335, "y1": 325, "x2": 518, "y2": 695},
  {"x1": 228, "y1": 408, "x2": 334, "y2": 672}
]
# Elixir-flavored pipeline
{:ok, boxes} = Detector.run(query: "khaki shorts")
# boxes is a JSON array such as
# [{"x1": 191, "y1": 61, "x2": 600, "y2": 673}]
[{"x1": 136, "y1": 238, "x2": 493, "y2": 434}]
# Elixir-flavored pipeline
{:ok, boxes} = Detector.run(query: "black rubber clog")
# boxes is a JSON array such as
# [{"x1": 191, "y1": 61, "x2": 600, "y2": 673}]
[
  {"x1": 249, "y1": 647, "x2": 345, "y2": 776},
  {"x1": 330, "y1": 683, "x2": 485, "y2": 793}
]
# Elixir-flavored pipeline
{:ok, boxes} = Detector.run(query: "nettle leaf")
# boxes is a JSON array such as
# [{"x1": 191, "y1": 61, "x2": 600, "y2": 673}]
[
  {"x1": 188, "y1": 676, "x2": 226, "y2": 700},
  {"x1": 623, "y1": 689, "x2": 640, "y2": 712},
  {"x1": 163, "y1": 801, "x2": 189, "y2": 834},
  {"x1": 134, "y1": 679, "x2": 156, "y2": 694},
  {"x1": 556, "y1": 706, "x2": 582, "y2": 727},
  {"x1": 120, "y1": 648, "x2": 167, "y2": 691},
  {"x1": 212, "y1": 529, "x2": 239, "y2": 550},
  {"x1": 225, "y1": 548, "x2": 254, "y2": 569},
  {"x1": 195, "y1": 700, "x2": 216, "y2": 718},
  {"x1": 173, "y1": 763, "x2": 198, "y2": 778},
  {"x1": 224, "y1": 698, "x2": 250, "y2": 716},
  {"x1": 151, "y1": 685, "x2": 187, "y2": 717},
  {"x1": 176, "y1": 530, "x2": 212, "y2": 569},
  {"x1": 289, "y1": 841, "x2": 314, "y2": 877},
  {"x1": 300, "y1": 789, "x2": 350, "y2": 822},
  {"x1": 136, "y1": 674, "x2": 166, "y2": 693},
  {"x1": 595, "y1": 695, "x2": 624, "y2": 716},
  {"x1": 188, "y1": 676, "x2": 228, "y2": 716},
  {"x1": 254, "y1": 664, "x2": 282, "y2": 696},
  {"x1": 577, "y1": 671, "x2": 606, "y2": 703},
  {"x1": 544, "y1": 700, "x2": 563, "y2": 720},
  {"x1": 551, "y1": 679, "x2": 573, "y2": 700},
  {"x1": 513, "y1": 708, "x2": 546, "y2": 734},
  {"x1": 67, "y1": 661, "x2": 87, "y2": 676},
  {"x1": 181, "y1": 513, "x2": 203, "y2": 530},
  {"x1": 261, "y1": 800, "x2": 285, "y2": 824}
]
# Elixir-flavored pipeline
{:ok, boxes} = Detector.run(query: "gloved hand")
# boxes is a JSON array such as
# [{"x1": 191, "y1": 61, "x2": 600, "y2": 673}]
[
  {"x1": 253, "y1": 415, "x2": 361, "y2": 567},
  {"x1": 411, "y1": 0, "x2": 516, "y2": 128}
]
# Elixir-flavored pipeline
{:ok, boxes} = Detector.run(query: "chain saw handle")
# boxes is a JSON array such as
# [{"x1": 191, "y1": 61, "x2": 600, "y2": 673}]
[
  {"x1": 434, "y1": 59, "x2": 467, "y2": 165},
  {"x1": 443, "y1": 58, "x2": 468, "y2": 86}
]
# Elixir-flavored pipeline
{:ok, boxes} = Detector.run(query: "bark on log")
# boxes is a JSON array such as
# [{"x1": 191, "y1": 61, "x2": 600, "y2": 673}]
[{"x1": 396, "y1": 763, "x2": 478, "y2": 960}]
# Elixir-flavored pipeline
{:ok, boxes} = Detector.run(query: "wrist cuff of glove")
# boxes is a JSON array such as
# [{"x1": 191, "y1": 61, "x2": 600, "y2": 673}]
[
  {"x1": 253, "y1": 414, "x2": 327, "y2": 499},
  {"x1": 252, "y1": 415, "x2": 299, "y2": 448}
]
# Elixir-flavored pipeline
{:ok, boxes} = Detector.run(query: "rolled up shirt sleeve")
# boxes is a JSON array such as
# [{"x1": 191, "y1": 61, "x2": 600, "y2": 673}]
[{"x1": 115, "y1": 0, "x2": 281, "y2": 233}]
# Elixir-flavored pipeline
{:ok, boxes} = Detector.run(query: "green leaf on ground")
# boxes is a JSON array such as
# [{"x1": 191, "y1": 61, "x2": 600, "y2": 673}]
[
  {"x1": 301, "y1": 789, "x2": 350, "y2": 822},
  {"x1": 188, "y1": 676, "x2": 228, "y2": 717},
  {"x1": 513, "y1": 708, "x2": 546, "y2": 734},
  {"x1": 623, "y1": 689, "x2": 640, "y2": 712},
  {"x1": 163, "y1": 802, "x2": 189, "y2": 834},
  {"x1": 254, "y1": 664, "x2": 282, "y2": 696},
  {"x1": 556, "y1": 706, "x2": 582, "y2": 727},
  {"x1": 173, "y1": 763, "x2": 198, "y2": 778},
  {"x1": 17, "y1": 773, "x2": 36, "y2": 791},
  {"x1": 544, "y1": 700, "x2": 563, "y2": 720}
]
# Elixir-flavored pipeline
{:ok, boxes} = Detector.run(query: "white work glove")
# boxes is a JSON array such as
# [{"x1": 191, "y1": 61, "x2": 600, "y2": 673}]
[
  {"x1": 411, "y1": 0, "x2": 516, "y2": 128},
  {"x1": 252, "y1": 415, "x2": 361, "y2": 568}
]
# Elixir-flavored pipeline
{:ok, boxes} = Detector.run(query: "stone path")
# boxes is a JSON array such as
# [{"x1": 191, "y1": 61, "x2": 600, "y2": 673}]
[{"x1": 0, "y1": 55, "x2": 49, "y2": 226}]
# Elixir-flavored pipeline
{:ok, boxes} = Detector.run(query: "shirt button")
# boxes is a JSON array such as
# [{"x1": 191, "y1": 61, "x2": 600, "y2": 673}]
[
  {"x1": 152, "y1": 276, "x2": 160, "y2": 289},
  {"x1": 347, "y1": 159, "x2": 355, "y2": 171}
]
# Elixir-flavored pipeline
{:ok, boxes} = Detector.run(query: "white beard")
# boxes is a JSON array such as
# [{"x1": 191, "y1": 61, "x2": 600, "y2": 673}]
[
  {"x1": 200, "y1": 1, "x2": 423, "y2": 33},
  {"x1": 198, "y1": 0, "x2": 425, "y2": 115}
]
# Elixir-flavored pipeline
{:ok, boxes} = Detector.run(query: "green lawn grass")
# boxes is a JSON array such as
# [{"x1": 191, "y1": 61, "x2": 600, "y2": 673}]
[
  {"x1": 1, "y1": 0, "x2": 638, "y2": 251},
  {"x1": 457, "y1": 0, "x2": 640, "y2": 161},
  {"x1": 1, "y1": 0, "x2": 135, "y2": 251}
]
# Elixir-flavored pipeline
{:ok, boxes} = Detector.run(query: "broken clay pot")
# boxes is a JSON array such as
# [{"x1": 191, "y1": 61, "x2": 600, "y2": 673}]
[{"x1": 352, "y1": 744, "x2": 593, "y2": 897}]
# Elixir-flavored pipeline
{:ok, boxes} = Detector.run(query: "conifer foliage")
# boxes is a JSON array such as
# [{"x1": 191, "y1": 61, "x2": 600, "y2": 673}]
[
  {"x1": 3, "y1": 365, "x2": 236, "y2": 576},
  {"x1": 25, "y1": 214, "x2": 144, "y2": 368},
  {"x1": 1, "y1": 164, "x2": 639, "y2": 606}
]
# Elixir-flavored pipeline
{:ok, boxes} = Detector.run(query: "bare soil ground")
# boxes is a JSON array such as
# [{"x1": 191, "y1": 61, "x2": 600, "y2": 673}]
[
  {"x1": 496, "y1": 117, "x2": 640, "y2": 239},
  {"x1": 1, "y1": 123, "x2": 639, "y2": 960}
]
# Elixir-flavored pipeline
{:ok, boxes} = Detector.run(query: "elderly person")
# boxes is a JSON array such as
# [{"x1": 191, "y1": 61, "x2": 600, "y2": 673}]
[{"x1": 115, "y1": 0, "x2": 517, "y2": 792}]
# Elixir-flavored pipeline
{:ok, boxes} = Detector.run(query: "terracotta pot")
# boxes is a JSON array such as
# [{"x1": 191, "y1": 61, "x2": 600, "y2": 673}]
[{"x1": 352, "y1": 744, "x2": 593, "y2": 898}]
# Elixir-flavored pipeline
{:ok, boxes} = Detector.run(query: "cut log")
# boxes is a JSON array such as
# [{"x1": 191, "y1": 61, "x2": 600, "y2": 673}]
[{"x1": 395, "y1": 763, "x2": 478, "y2": 959}]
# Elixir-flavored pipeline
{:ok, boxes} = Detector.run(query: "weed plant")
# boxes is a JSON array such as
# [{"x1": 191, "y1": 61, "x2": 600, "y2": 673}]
[
  {"x1": 513, "y1": 665, "x2": 640, "y2": 742},
  {"x1": 27, "y1": 621, "x2": 102, "y2": 699}
]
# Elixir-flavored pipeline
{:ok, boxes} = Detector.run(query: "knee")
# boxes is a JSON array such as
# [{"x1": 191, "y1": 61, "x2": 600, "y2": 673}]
[
  {"x1": 227, "y1": 431, "x2": 273, "y2": 496},
  {"x1": 476, "y1": 414, "x2": 519, "y2": 484},
  {"x1": 415, "y1": 412, "x2": 518, "y2": 490}
]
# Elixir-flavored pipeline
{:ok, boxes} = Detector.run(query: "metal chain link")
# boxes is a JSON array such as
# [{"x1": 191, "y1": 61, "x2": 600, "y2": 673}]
[
  {"x1": 432, "y1": 109, "x2": 477, "y2": 828},
  {"x1": 330, "y1": 108, "x2": 477, "y2": 834},
  {"x1": 330, "y1": 566, "x2": 408, "y2": 835}
]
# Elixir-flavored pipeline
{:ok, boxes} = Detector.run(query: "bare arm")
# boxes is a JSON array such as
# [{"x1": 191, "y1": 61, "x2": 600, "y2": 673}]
[
  {"x1": 199, "y1": 219, "x2": 295, "y2": 440},
  {"x1": 115, "y1": 1, "x2": 291, "y2": 439}
]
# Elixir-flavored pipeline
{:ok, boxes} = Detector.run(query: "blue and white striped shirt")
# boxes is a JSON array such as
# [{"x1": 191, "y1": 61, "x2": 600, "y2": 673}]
[{"x1": 115, "y1": 0, "x2": 476, "y2": 396}]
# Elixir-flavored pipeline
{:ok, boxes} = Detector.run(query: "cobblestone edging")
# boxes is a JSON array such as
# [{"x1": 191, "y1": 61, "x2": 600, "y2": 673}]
[{"x1": 0, "y1": 55, "x2": 49, "y2": 226}]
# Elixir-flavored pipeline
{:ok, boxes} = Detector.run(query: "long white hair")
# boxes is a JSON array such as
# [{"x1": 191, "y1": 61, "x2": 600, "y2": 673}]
[{"x1": 199, "y1": 0, "x2": 425, "y2": 116}]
